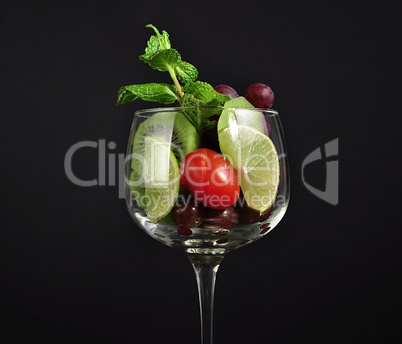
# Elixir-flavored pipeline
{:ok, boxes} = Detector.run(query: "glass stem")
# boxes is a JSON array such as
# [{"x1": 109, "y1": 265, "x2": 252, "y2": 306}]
[{"x1": 188, "y1": 254, "x2": 224, "y2": 344}]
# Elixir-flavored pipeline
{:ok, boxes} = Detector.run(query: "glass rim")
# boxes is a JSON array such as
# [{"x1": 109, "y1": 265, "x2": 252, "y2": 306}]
[{"x1": 134, "y1": 106, "x2": 279, "y2": 118}]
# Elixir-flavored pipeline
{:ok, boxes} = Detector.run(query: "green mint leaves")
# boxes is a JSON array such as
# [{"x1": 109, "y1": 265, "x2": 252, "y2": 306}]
[
  {"x1": 182, "y1": 81, "x2": 230, "y2": 104},
  {"x1": 174, "y1": 61, "x2": 198, "y2": 85},
  {"x1": 137, "y1": 24, "x2": 198, "y2": 94},
  {"x1": 143, "y1": 49, "x2": 180, "y2": 72},
  {"x1": 180, "y1": 93, "x2": 221, "y2": 133},
  {"x1": 117, "y1": 83, "x2": 180, "y2": 105},
  {"x1": 116, "y1": 24, "x2": 230, "y2": 134},
  {"x1": 142, "y1": 24, "x2": 171, "y2": 52}
]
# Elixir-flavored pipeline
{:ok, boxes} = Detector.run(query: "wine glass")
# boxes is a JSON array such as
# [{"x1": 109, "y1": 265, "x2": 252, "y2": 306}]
[{"x1": 124, "y1": 106, "x2": 290, "y2": 343}]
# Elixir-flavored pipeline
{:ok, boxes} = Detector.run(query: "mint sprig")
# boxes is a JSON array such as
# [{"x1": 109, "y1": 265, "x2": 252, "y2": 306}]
[
  {"x1": 138, "y1": 24, "x2": 197, "y2": 96},
  {"x1": 116, "y1": 24, "x2": 230, "y2": 134}
]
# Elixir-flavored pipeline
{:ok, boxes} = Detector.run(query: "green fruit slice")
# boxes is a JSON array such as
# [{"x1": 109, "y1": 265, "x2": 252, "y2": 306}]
[
  {"x1": 224, "y1": 96, "x2": 255, "y2": 109},
  {"x1": 132, "y1": 112, "x2": 200, "y2": 168},
  {"x1": 218, "y1": 96, "x2": 266, "y2": 133},
  {"x1": 128, "y1": 111, "x2": 199, "y2": 216},
  {"x1": 142, "y1": 136, "x2": 180, "y2": 222},
  {"x1": 218, "y1": 124, "x2": 279, "y2": 212}
]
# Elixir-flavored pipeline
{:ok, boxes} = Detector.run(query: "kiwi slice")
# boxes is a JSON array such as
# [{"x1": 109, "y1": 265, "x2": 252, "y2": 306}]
[
  {"x1": 132, "y1": 111, "x2": 200, "y2": 164},
  {"x1": 128, "y1": 111, "x2": 200, "y2": 208}
]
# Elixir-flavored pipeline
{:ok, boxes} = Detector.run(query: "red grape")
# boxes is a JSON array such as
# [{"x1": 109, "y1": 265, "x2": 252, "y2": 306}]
[
  {"x1": 214, "y1": 85, "x2": 239, "y2": 99},
  {"x1": 203, "y1": 207, "x2": 239, "y2": 229},
  {"x1": 244, "y1": 83, "x2": 274, "y2": 108},
  {"x1": 172, "y1": 196, "x2": 205, "y2": 228}
]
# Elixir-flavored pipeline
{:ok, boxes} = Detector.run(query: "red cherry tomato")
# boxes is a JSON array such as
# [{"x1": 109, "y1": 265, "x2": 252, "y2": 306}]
[{"x1": 180, "y1": 148, "x2": 240, "y2": 209}]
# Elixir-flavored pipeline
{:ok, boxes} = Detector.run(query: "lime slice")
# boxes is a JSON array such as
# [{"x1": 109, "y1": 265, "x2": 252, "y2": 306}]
[
  {"x1": 218, "y1": 124, "x2": 279, "y2": 212},
  {"x1": 217, "y1": 96, "x2": 266, "y2": 133},
  {"x1": 223, "y1": 96, "x2": 255, "y2": 109},
  {"x1": 142, "y1": 136, "x2": 180, "y2": 222}
]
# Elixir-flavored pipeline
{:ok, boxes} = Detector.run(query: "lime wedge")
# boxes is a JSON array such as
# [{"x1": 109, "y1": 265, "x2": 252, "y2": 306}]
[
  {"x1": 218, "y1": 96, "x2": 266, "y2": 133},
  {"x1": 218, "y1": 124, "x2": 279, "y2": 212},
  {"x1": 142, "y1": 136, "x2": 180, "y2": 222},
  {"x1": 224, "y1": 96, "x2": 255, "y2": 109}
]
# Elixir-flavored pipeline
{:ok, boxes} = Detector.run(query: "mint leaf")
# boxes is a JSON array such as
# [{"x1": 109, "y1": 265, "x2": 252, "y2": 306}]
[
  {"x1": 146, "y1": 49, "x2": 181, "y2": 72},
  {"x1": 145, "y1": 24, "x2": 171, "y2": 50},
  {"x1": 175, "y1": 61, "x2": 198, "y2": 84},
  {"x1": 117, "y1": 83, "x2": 179, "y2": 105},
  {"x1": 139, "y1": 25, "x2": 172, "y2": 63},
  {"x1": 182, "y1": 81, "x2": 230, "y2": 104},
  {"x1": 116, "y1": 87, "x2": 138, "y2": 105},
  {"x1": 140, "y1": 35, "x2": 161, "y2": 62},
  {"x1": 180, "y1": 93, "x2": 222, "y2": 135}
]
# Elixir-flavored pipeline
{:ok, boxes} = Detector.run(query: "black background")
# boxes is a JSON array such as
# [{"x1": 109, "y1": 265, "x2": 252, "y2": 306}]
[{"x1": 1, "y1": 1, "x2": 401, "y2": 343}]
